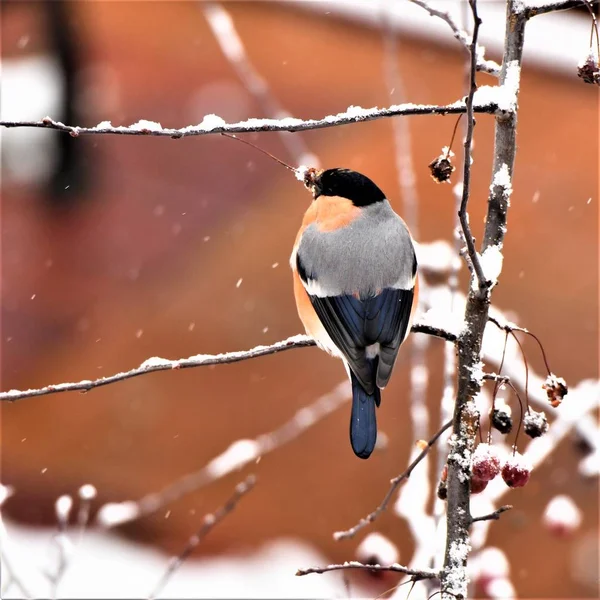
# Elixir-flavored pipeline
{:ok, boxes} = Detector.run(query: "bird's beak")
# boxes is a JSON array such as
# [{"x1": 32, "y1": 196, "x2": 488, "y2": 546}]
[{"x1": 303, "y1": 167, "x2": 322, "y2": 199}]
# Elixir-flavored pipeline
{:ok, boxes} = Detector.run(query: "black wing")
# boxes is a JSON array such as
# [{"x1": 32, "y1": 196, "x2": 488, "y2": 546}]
[{"x1": 308, "y1": 286, "x2": 414, "y2": 395}]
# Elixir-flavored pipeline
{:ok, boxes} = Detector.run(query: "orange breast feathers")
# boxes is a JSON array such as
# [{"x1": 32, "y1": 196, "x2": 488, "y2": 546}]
[{"x1": 290, "y1": 196, "x2": 359, "y2": 353}]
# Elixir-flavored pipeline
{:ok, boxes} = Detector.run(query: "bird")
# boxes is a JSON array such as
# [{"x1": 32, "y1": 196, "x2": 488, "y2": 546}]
[{"x1": 290, "y1": 167, "x2": 418, "y2": 459}]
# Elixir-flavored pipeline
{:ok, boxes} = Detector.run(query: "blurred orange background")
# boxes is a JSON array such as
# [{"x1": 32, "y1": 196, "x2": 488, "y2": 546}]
[{"x1": 1, "y1": 1, "x2": 598, "y2": 598}]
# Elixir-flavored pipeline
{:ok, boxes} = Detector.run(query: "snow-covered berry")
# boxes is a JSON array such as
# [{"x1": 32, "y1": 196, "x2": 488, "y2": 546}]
[
  {"x1": 428, "y1": 148, "x2": 455, "y2": 184},
  {"x1": 501, "y1": 452, "x2": 532, "y2": 488},
  {"x1": 577, "y1": 50, "x2": 600, "y2": 85},
  {"x1": 472, "y1": 443, "x2": 501, "y2": 482},
  {"x1": 491, "y1": 407, "x2": 513, "y2": 434},
  {"x1": 543, "y1": 495, "x2": 582, "y2": 536},
  {"x1": 542, "y1": 373, "x2": 568, "y2": 407},
  {"x1": 524, "y1": 409, "x2": 549, "y2": 438},
  {"x1": 357, "y1": 532, "x2": 399, "y2": 566}
]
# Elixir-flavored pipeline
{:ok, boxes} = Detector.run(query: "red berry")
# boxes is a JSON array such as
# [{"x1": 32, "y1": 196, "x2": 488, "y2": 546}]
[
  {"x1": 501, "y1": 452, "x2": 532, "y2": 488},
  {"x1": 470, "y1": 476, "x2": 489, "y2": 495},
  {"x1": 472, "y1": 443, "x2": 501, "y2": 482}
]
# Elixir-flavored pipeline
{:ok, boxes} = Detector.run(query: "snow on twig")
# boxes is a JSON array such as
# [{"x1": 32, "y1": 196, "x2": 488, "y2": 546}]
[
  {"x1": 296, "y1": 560, "x2": 439, "y2": 579},
  {"x1": 408, "y1": 0, "x2": 501, "y2": 75},
  {"x1": 0, "y1": 99, "x2": 502, "y2": 140},
  {"x1": 0, "y1": 324, "x2": 456, "y2": 403}
]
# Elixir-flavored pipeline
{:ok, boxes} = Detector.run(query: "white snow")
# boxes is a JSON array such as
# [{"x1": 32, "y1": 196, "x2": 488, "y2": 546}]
[
  {"x1": 129, "y1": 119, "x2": 163, "y2": 132},
  {"x1": 578, "y1": 48, "x2": 598, "y2": 69},
  {"x1": 579, "y1": 450, "x2": 600, "y2": 478},
  {"x1": 523, "y1": 409, "x2": 548, "y2": 434},
  {"x1": 414, "y1": 240, "x2": 460, "y2": 274},
  {"x1": 479, "y1": 245, "x2": 504, "y2": 286},
  {"x1": 416, "y1": 307, "x2": 465, "y2": 337},
  {"x1": 504, "y1": 451, "x2": 532, "y2": 472},
  {"x1": 543, "y1": 495, "x2": 582, "y2": 531},
  {"x1": 96, "y1": 501, "x2": 140, "y2": 528},
  {"x1": 78, "y1": 484, "x2": 97, "y2": 501},
  {"x1": 140, "y1": 356, "x2": 174, "y2": 369},
  {"x1": 55, "y1": 495, "x2": 73, "y2": 522},
  {"x1": 0, "y1": 519, "x2": 352, "y2": 599},
  {"x1": 295, "y1": 165, "x2": 310, "y2": 182},
  {"x1": 206, "y1": 439, "x2": 260, "y2": 479},
  {"x1": 356, "y1": 532, "x2": 399, "y2": 565},
  {"x1": 485, "y1": 577, "x2": 516, "y2": 599},
  {"x1": 204, "y1": 4, "x2": 245, "y2": 63},
  {"x1": 472, "y1": 546, "x2": 510, "y2": 579},
  {"x1": 491, "y1": 163, "x2": 513, "y2": 204},
  {"x1": 0, "y1": 484, "x2": 14, "y2": 506}
]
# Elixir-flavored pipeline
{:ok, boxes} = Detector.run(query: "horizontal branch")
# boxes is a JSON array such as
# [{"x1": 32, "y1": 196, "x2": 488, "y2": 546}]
[
  {"x1": 0, "y1": 324, "x2": 455, "y2": 403},
  {"x1": 296, "y1": 561, "x2": 439, "y2": 579},
  {"x1": 470, "y1": 504, "x2": 513, "y2": 524},
  {"x1": 0, "y1": 101, "x2": 500, "y2": 140},
  {"x1": 524, "y1": 0, "x2": 598, "y2": 17}
]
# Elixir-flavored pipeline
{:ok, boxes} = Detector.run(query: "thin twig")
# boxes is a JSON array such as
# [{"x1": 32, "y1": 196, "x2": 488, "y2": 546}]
[
  {"x1": 148, "y1": 475, "x2": 256, "y2": 599},
  {"x1": 333, "y1": 420, "x2": 452, "y2": 541},
  {"x1": 440, "y1": 0, "x2": 527, "y2": 595},
  {"x1": 457, "y1": 0, "x2": 487, "y2": 290},
  {"x1": 0, "y1": 101, "x2": 500, "y2": 140},
  {"x1": 470, "y1": 504, "x2": 513, "y2": 524},
  {"x1": 482, "y1": 373, "x2": 511, "y2": 384},
  {"x1": 0, "y1": 324, "x2": 455, "y2": 403},
  {"x1": 296, "y1": 561, "x2": 439, "y2": 579},
  {"x1": 96, "y1": 382, "x2": 350, "y2": 528},
  {"x1": 524, "y1": 0, "x2": 599, "y2": 18},
  {"x1": 408, "y1": 0, "x2": 501, "y2": 75}
]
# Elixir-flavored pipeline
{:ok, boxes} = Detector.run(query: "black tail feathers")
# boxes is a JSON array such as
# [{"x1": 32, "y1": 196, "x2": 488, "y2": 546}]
[{"x1": 349, "y1": 370, "x2": 380, "y2": 459}]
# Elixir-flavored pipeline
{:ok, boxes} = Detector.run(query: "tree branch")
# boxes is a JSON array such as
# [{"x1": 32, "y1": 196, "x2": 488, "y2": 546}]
[
  {"x1": 408, "y1": 0, "x2": 501, "y2": 75},
  {"x1": 202, "y1": 2, "x2": 315, "y2": 165},
  {"x1": 333, "y1": 420, "x2": 452, "y2": 541},
  {"x1": 440, "y1": 0, "x2": 525, "y2": 597},
  {"x1": 148, "y1": 475, "x2": 256, "y2": 600},
  {"x1": 296, "y1": 561, "x2": 439, "y2": 579},
  {"x1": 524, "y1": 0, "x2": 598, "y2": 17},
  {"x1": 457, "y1": 0, "x2": 487, "y2": 290},
  {"x1": 0, "y1": 324, "x2": 455, "y2": 403},
  {"x1": 470, "y1": 505, "x2": 513, "y2": 524},
  {"x1": 0, "y1": 101, "x2": 500, "y2": 140}
]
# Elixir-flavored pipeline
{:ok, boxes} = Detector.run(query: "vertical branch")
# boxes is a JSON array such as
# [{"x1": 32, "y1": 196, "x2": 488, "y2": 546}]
[
  {"x1": 440, "y1": 0, "x2": 525, "y2": 597},
  {"x1": 457, "y1": 1, "x2": 487, "y2": 290}
]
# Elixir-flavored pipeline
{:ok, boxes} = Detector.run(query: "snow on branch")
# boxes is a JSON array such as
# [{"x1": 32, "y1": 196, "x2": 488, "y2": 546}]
[
  {"x1": 408, "y1": 0, "x2": 501, "y2": 75},
  {"x1": 0, "y1": 324, "x2": 455, "y2": 403},
  {"x1": 203, "y1": 2, "x2": 316, "y2": 167},
  {"x1": 0, "y1": 99, "x2": 502, "y2": 140},
  {"x1": 296, "y1": 561, "x2": 438, "y2": 579},
  {"x1": 523, "y1": 0, "x2": 599, "y2": 17}
]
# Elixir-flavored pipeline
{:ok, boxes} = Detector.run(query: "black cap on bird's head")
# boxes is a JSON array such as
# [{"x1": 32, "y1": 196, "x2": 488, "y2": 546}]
[{"x1": 302, "y1": 167, "x2": 386, "y2": 207}]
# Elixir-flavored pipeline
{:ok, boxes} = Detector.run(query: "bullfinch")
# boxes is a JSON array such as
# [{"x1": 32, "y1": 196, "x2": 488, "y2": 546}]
[{"x1": 290, "y1": 168, "x2": 418, "y2": 459}]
